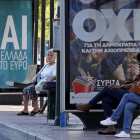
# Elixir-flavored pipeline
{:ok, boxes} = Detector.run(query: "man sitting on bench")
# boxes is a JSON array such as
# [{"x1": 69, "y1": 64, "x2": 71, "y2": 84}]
[{"x1": 17, "y1": 49, "x2": 56, "y2": 116}]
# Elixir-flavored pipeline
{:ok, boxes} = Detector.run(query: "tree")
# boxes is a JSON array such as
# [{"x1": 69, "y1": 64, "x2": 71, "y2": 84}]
[{"x1": 38, "y1": 0, "x2": 57, "y2": 41}]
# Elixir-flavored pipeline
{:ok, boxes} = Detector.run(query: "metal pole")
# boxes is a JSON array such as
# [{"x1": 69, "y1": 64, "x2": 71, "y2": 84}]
[
  {"x1": 54, "y1": 0, "x2": 61, "y2": 126},
  {"x1": 50, "y1": 0, "x2": 54, "y2": 48},
  {"x1": 33, "y1": 0, "x2": 39, "y2": 64},
  {"x1": 54, "y1": 52, "x2": 60, "y2": 126},
  {"x1": 54, "y1": 0, "x2": 68, "y2": 126},
  {"x1": 41, "y1": 0, "x2": 46, "y2": 67},
  {"x1": 60, "y1": 0, "x2": 65, "y2": 116}
]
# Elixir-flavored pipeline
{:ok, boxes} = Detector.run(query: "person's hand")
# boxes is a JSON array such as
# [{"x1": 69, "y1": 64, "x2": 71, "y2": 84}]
[
  {"x1": 113, "y1": 64, "x2": 126, "y2": 81},
  {"x1": 127, "y1": 52, "x2": 135, "y2": 63},
  {"x1": 46, "y1": 78, "x2": 52, "y2": 81},
  {"x1": 78, "y1": 68, "x2": 89, "y2": 79},
  {"x1": 84, "y1": 54, "x2": 92, "y2": 63},
  {"x1": 108, "y1": 84, "x2": 121, "y2": 89},
  {"x1": 32, "y1": 77, "x2": 37, "y2": 84},
  {"x1": 127, "y1": 60, "x2": 139, "y2": 76},
  {"x1": 31, "y1": 74, "x2": 40, "y2": 83},
  {"x1": 91, "y1": 63, "x2": 99, "y2": 71},
  {"x1": 90, "y1": 49, "x2": 103, "y2": 63}
]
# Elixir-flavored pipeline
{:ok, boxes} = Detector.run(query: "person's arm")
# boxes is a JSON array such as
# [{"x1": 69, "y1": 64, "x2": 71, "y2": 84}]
[
  {"x1": 46, "y1": 76, "x2": 56, "y2": 81},
  {"x1": 108, "y1": 82, "x2": 136, "y2": 90},
  {"x1": 32, "y1": 63, "x2": 49, "y2": 83},
  {"x1": 113, "y1": 64, "x2": 126, "y2": 82},
  {"x1": 122, "y1": 82, "x2": 136, "y2": 90},
  {"x1": 32, "y1": 74, "x2": 41, "y2": 83},
  {"x1": 46, "y1": 64, "x2": 56, "y2": 81}
]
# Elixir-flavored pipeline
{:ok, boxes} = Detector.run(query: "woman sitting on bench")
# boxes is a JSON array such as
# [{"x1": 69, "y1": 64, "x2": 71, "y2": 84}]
[
  {"x1": 100, "y1": 53, "x2": 140, "y2": 138},
  {"x1": 74, "y1": 53, "x2": 140, "y2": 137},
  {"x1": 17, "y1": 49, "x2": 56, "y2": 116}
]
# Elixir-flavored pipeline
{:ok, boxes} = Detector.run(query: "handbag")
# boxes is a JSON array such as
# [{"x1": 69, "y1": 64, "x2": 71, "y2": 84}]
[
  {"x1": 123, "y1": 75, "x2": 140, "y2": 90},
  {"x1": 37, "y1": 76, "x2": 46, "y2": 83},
  {"x1": 128, "y1": 82, "x2": 140, "y2": 96},
  {"x1": 42, "y1": 81, "x2": 56, "y2": 92},
  {"x1": 36, "y1": 63, "x2": 49, "y2": 83}
]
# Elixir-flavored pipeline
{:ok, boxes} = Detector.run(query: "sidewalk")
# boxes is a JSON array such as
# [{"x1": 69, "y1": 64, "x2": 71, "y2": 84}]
[{"x1": 0, "y1": 105, "x2": 140, "y2": 140}]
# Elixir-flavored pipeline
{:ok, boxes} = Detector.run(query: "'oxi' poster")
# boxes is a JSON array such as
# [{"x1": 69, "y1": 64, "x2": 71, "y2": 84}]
[{"x1": 64, "y1": 0, "x2": 140, "y2": 110}]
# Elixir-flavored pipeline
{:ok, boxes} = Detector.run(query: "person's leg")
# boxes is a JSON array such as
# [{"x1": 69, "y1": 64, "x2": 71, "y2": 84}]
[
  {"x1": 32, "y1": 99, "x2": 40, "y2": 112},
  {"x1": 100, "y1": 96, "x2": 119, "y2": 133},
  {"x1": 22, "y1": 84, "x2": 40, "y2": 113},
  {"x1": 101, "y1": 93, "x2": 140, "y2": 135},
  {"x1": 102, "y1": 96, "x2": 119, "y2": 118},
  {"x1": 22, "y1": 95, "x2": 29, "y2": 113},
  {"x1": 21, "y1": 85, "x2": 34, "y2": 113},
  {"x1": 26, "y1": 85, "x2": 40, "y2": 115},
  {"x1": 123, "y1": 102, "x2": 138, "y2": 134},
  {"x1": 89, "y1": 86, "x2": 127, "y2": 105},
  {"x1": 76, "y1": 86, "x2": 127, "y2": 111},
  {"x1": 17, "y1": 85, "x2": 33, "y2": 115},
  {"x1": 111, "y1": 93, "x2": 140, "y2": 122},
  {"x1": 114, "y1": 102, "x2": 137, "y2": 138}
]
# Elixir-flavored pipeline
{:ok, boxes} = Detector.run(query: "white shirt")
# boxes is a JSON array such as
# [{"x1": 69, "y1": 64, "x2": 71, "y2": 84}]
[{"x1": 38, "y1": 63, "x2": 56, "y2": 78}]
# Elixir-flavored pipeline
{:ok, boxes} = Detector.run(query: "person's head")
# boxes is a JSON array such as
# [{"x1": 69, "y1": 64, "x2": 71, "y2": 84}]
[{"x1": 47, "y1": 49, "x2": 56, "y2": 64}]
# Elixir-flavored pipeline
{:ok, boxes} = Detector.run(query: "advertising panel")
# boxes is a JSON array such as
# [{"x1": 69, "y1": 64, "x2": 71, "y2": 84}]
[
  {"x1": 63, "y1": 0, "x2": 140, "y2": 111},
  {"x1": 0, "y1": 0, "x2": 33, "y2": 89},
  {"x1": 53, "y1": 19, "x2": 60, "y2": 52}
]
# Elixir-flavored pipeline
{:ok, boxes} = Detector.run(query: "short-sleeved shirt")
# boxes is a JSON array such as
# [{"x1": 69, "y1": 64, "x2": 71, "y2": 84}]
[{"x1": 38, "y1": 63, "x2": 56, "y2": 78}]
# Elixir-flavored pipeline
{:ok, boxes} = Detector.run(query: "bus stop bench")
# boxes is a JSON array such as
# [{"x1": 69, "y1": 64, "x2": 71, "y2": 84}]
[
  {"x1": 72, "y1": 106, "x2": 140, "y2": 130},
  {"x1": 38, "y1": 90, "x2": 56, "y2": 119},
  {"x1": 5, "y1": 65, "x2": 38, "y2": 89}
]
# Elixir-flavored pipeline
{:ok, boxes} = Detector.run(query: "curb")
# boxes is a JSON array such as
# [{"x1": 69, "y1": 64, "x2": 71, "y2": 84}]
[
  {"x1": 0, "y1": 121, "x2": 54, "y2": 140},
  {"x1": 131, "y1": 130, "x2": 140, "y2": 139}
]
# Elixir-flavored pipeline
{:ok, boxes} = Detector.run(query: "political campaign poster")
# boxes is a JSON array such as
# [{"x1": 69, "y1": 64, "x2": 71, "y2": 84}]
[
  {"x1": 0, "y1": 0, "x2": 33, "y2": 89},
  {"x1": 63, "y1": 0, "x2": 140, "y2": 111}
]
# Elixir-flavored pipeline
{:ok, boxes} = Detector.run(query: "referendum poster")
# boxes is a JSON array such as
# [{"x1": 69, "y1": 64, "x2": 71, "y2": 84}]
[
  {"x1": 67, "y1": 0, "x2": 140, "y2": 108},
  {"x1": 0, "y1": 0, "x2": 33, "y2": 88}
]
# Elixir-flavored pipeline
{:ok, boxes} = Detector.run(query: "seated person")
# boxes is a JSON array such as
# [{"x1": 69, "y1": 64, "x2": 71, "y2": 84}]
[
  {"x1": 74, "y1": 53, "x2": 140, "y2": 135},
  {"x1": 17, "y1": 49, "x2": 56, "y2": 116},
  {"x1": 100, "y1": 53, "x2": 140, "y2": 138}
]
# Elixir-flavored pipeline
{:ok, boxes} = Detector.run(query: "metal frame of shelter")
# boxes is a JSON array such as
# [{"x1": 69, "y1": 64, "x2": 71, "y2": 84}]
[{"x1": 33, "y1": 0, "x2": 54, "y2": 68}]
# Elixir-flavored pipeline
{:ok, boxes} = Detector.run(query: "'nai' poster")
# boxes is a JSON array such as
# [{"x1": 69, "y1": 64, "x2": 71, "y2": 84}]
[{"x1": 0, "y1": 0, "x2": 33, "y2": 89}]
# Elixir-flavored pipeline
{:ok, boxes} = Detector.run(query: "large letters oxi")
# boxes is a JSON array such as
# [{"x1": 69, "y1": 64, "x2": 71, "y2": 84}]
[{"x1": 72, "y1": 9, "x2": 140, "y2": 42}]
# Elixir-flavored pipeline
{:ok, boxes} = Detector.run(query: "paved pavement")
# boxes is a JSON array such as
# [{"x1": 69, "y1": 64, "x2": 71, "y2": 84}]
[
  {"x1": 0, "y1": 105, "x2": 140, "y2": 140},
  {"x1": 0, "y1": 133, "x2": 12, "y2": 140}
]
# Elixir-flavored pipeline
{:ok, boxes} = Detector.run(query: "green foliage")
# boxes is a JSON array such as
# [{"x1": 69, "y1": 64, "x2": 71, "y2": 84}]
[{"x1": 38, "y1": 0, "x2": 57, "y2": 41}]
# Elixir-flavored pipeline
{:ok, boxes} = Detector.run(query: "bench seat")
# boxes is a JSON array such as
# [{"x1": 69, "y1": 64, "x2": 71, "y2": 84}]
[
  {"x1": 5, "y1": 65, "x2": 37, "y2": 89},
  {"x1": 38, "y1": 90, "x2": 56, "y2": 119}
]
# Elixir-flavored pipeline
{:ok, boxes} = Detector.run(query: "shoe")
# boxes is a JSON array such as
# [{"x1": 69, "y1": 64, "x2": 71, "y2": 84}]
[
  {"x1": 100, "y1": 118, "x2": 117, "y2": 126},
  {"x1": 17, "y1": 111, "x2": 29, "y2": 115},
  {"x1": 115, "y1": 131, "x2": 130, "y2": 138},
  {"x1": 72, "y1": 103, "x2": 89, "y2": 113},
  {"x1": 98, "y1": 131, "x2": 116, "y2": 135},
  {"x1": 29, "y1": 110, "x2": 40, "y2": 116}
]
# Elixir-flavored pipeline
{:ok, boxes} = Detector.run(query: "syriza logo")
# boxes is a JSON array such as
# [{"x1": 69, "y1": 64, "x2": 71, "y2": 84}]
[{"x1": 79, "y1": 0, "x2": 95, "y2": 4}]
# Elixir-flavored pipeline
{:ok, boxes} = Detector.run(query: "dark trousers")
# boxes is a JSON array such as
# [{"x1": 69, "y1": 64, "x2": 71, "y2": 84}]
[{"x1": 89, "y1": 86, "x2": 128, "y2": 118}]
